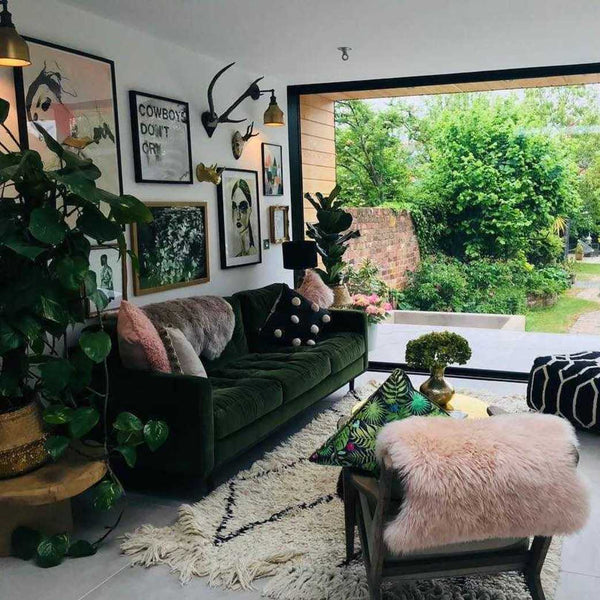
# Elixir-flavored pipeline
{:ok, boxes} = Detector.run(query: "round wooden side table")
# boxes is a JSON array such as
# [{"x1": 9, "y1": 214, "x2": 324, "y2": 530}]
[
  {"x1": 446, "y1": 393, "x2": 490, "y2": 419},
  {"x1": 0, "y1": 450, "x2": 106, "y2": 556}
]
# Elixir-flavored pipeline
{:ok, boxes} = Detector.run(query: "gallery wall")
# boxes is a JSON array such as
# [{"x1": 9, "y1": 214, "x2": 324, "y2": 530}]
[{"x1": 0, "y1": 0, "x2": 293, "y2": 306}]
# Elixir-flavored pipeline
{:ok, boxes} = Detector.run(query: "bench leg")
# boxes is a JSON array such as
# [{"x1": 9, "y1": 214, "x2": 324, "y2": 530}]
[
  {"x1": 349, "y1": 378, "x2": 355, "y2": 392},
  {"x1": 342, "y1": 469, "x2": 357, "y2": 561}
]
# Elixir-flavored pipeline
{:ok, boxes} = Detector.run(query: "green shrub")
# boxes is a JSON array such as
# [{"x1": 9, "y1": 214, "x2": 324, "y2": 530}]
[
  {"x1": 345, "y1": 258, "x2": 389, "y2": 297},
  {"x1": 405, "y1": 331, "x2": 472, "y2": 371}
]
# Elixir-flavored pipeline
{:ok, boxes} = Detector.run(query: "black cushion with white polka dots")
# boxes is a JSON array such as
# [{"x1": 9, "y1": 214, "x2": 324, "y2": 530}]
[{"x1": 259, "y1": 284, "x2": 331, "y2": 347}]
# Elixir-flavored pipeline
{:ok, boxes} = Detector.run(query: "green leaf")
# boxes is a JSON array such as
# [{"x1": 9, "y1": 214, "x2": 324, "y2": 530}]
[
  {"x1": 143, "y1": 420, "x2": 169, "y2": 452},
  {"x1": 36, "y1": 533, "x2": 70, "y2": 568},
  {"x1": 69, "y1": 349, "x2": 94, "y2": 392},
  {"x1": 44, "y1": 435, "x2": 70, "y2": 461},
  {"x1": 88, "y1": 289, "x2": 109, "y2": 312},
  {"x1": 0, "y1": 319, "x2": 22, "y2": 353},
  {"x1": 37, "y1": 295, "x2": 69, "y2": 325},
  {"x1": 83, "y1": 270, "x2": 98, "y2": 295},
  {"x1": 79, "y1": 330, "x2": 111, "y2": 363},
  {"x1": 68, "y1": 406, "x2": 100, "y2": 439},
  {"x1": 0, "y1": 98, "x2": 10, "y2": 125},
  {"x1": 54, "y1": 255, "x2": 89, "y2": 291},
  {"x1": 92, "y1": 479, "x2": 123, "y2": 511},
  {"x1": 39, "y1": 359, "x2": 74, "y2": 393},
  {"x1": 11, "y1": 526, "x2": 42, "y2": 560},
  {"x1": 43, "y1": 404, "x2": 74, "y2": 425},
  {"x1": 2, "y1": 233, "x2": 46, "y2": 260},
  {"x1": 13, "y1": 314, "x2": 42, "y2": 343},
  {"x1": 113, "y1": 411, "x2": 143, "y2": 433},
  {"x1": 115, "y1": 445, "x2": 137, "y2": 468},
  {"x1": 116, "y1": 429, "x2": 144, "y2": 447},
  {"x1": 29, "y1": 206, "x2": 67, "y2": 245},
  {"x1": 67, "y1": 540, "x2": 97, "y2": 558},
  {"x1": 77, "y1": 204, "x2": 122, "y2": 243}
]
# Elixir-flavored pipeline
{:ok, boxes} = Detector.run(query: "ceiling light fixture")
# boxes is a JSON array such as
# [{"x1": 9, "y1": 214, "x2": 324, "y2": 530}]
[
  {"x1": 0, "y1": 0, "x2": 30, "y2": 67},
  {"x1": 337, "y1": 47, "x2": 351, "y2": 62}
]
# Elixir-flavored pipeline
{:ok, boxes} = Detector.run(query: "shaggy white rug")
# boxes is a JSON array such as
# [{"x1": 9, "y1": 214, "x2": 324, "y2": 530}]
[{"x1": 121, "y1": 382, "x2": 561, "y2": 600}]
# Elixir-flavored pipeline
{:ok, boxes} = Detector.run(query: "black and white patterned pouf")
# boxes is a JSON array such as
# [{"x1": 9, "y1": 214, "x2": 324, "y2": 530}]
[{"x1": 527, "y1": 351, "x2": 600, "y2": 432}]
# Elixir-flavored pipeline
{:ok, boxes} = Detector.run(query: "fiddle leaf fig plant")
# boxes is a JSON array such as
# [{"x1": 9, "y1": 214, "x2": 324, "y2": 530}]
[
  {"x1": 0, "y1": 97, "x2": 169, "y2": 564},
  {"x1": 304, "y1": 184, "x2": 360, "y2": 286}
]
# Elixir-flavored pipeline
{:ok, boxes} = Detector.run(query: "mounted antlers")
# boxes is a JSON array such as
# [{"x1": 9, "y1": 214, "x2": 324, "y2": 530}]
[
  {"x1": 232, "y1": 122, "x2": 259, "y2": 159},
  {"x1": 201, "y1": 62, "x2": 264, "y2": 138}
]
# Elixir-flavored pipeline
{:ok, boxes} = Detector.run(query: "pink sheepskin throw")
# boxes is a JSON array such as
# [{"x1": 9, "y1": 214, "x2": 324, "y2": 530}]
[
  {"x1": 117, "y1": 301, "x2": 171, "y2": 373},
  {"x1": 296, "y1": 269, "x2": 334, "y2": 309},
  {"x1": 376, "y1": 413, "x2": 589, "y2": 554}
]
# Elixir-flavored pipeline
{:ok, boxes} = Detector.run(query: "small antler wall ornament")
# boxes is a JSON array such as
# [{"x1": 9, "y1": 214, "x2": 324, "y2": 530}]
[
  {"x1": 232, "y1": 121, "x2": 259, "y2": 159},
  {"x1": 201, "y1": 62, "x2": 264, "y2": 138},
  {"x1": 195, "y1": 162, "x2": 225, "y2": 185}
]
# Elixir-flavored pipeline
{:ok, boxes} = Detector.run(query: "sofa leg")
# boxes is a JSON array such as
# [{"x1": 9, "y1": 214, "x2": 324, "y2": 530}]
[
  {"x1": 525, "y1": 573, "x2": 546, "y2": 600},
  {"x1": 349, "y1": 378, "x2": 355, "y2": 392}
]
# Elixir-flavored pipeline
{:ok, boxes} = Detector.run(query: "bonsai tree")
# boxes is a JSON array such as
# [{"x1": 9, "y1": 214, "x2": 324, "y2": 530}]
[
  {"x1": 304, "y1": 185, "x2": 360, "y2": 286},
  {"x1": 405, "y1": 331, "x2": 472, "y2": 372},
  {"x1": 0, "y1": 98, "x2": 168, "y2": 564}
]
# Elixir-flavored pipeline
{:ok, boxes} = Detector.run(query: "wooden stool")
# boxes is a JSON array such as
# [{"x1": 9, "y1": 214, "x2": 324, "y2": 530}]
[{"x1": 0, "y1": 451, "x2": 106, "y2": 556}]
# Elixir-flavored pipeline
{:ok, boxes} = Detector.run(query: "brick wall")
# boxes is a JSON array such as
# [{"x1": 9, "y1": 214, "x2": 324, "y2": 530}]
[{"x1": 345, "y1": 208, "x2": 421, "y2": 290}]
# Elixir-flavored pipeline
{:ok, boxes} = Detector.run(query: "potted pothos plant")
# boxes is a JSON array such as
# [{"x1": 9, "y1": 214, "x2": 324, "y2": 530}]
[
  {"x1": 405, "y1": 331, "x2": 472, "y2": 407},
  {"x1": 0, "y1": 98, "x2": 168, "y2": 566},
  {"x1": 304, "y1": 185, "x2": 360, "y2": 307}
]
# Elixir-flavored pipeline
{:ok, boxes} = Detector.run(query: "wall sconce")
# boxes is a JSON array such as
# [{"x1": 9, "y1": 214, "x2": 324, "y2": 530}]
[
  {"x1": 262, "y1": 89, "x2": 285, "y2": 127},
  {"x1": 0, "y1": 0, "x2": 30, "y2": 67}
]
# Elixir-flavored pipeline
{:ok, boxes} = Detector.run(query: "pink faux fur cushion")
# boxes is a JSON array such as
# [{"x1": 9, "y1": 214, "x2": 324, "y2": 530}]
[
  {"x1": 117, "y1": 301, "x2": 170, "y2": 373},
  {"x1": 376, "y1": 413, "x2": 589, "y2": 554},
  {"x1": 296, "y1": 269, "x2": 334, "y2": 309}
]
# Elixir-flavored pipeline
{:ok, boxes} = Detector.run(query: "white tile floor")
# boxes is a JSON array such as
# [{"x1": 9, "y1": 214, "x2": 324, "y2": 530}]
[{"x1": 1, "y1": 372, "x2": 598, "y2": 600}]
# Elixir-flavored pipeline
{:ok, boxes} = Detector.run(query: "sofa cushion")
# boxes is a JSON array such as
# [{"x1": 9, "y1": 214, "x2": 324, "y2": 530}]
[
  {"x1": 212, "y1": 376, "x2": 283, "y2": 440},
  {"x1": 210, "y1": 351, "x2": 331, "y2": 402}
]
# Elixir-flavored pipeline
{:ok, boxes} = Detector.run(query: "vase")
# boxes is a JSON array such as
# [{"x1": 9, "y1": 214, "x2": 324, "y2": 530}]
[
  {"x1": 368, "y1": 323, "x2": 379, "y2": 351},
  {"x1": 419, "y1": 366, "x2": 455, "y2": 408},
  {"x1": 0, "y1": 402, "x2": 48, "y2": 479},
  {"x1": 330, "y1": 284, "x2": 352, "y2": 308}
]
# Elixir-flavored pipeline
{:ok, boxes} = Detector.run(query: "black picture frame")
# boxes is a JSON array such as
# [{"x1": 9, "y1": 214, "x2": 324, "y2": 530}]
[
  {"x1": 85, "y1": 245, "x2": 128, "y2": 317},
  {"x1": 217, "y1": 168, "x2": 262, "y2": 269},
  {"x1": 261, "y1": 142, "x2": 284, "y2": 196},
  {"x1": 129, "y1": 90, "x2": 193, "y2": 184},
  {"x1": 13, "y1": 36, "x2": 123, "y2": 195}
]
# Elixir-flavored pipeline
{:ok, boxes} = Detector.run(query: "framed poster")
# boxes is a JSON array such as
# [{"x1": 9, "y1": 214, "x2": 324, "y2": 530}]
[
  {"x1": 14, "y1": 37, "x2": 123, "y2": 195},
  {"x1": 269, "y1": 205, "x2": 290, "y2": 244},
  {"x1": 217, "y1": 168, "x2": 262, "y2": 269},
  {"x1": 262, "y1": 143, "x2": 283, "y2": 196},
  {"x1": 86, "y1": 246, "x2": 127, "y2": 316},
  {"x1": 131, "y1": 203, "x2": 210, "y2": 295},
  {"x1": 129, "y1": 91, "x2": 193, "y2": 183}
]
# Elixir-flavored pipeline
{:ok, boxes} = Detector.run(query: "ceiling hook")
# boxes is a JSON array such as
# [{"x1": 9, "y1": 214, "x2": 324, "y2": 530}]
[{"x1": 337, "y1": 47, "x2": 351, "y2": 62}]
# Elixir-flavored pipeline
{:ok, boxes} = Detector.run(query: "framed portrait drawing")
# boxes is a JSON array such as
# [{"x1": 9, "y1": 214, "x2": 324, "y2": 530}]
[
  {"x1": 131, "y1": 203, "x2": 210, "y2": 295},
  {"x1": 129, "y1": 91, "x2": 193, "y2": 184},
  {"x1": 217, "y1": 169, "x2": 262, "y2": 269},
  {"x1": 87, "y1": 246, "x2": 126, "y2": 316},
  {"x1": 14, "y1": 37, "x2": 123, "y2": 195},
  {"x1": 261, "y1": 143, "x2": 284, "y2": 196},
  {"x1": 269, "y1": 206, "x2": 290, "y2": 244}
]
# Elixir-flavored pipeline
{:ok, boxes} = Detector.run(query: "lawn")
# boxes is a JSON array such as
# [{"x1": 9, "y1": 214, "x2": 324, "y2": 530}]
[
  {"x1": 573, "y1": 261, "x2": 600, "y2": 280},
  {"x1": 526, "y1": 293, "x2": 599, "y2": 333}
]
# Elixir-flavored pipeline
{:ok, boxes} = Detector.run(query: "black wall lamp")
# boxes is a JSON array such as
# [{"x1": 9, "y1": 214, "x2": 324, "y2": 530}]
[{"x1": 0, "y1": 0, "x2": 30, "y2": 67}]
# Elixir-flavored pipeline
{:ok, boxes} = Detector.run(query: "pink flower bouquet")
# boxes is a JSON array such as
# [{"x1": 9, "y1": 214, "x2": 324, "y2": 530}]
[{"x1": 351, "y1": 293, "x2": 393, "y2": 324}]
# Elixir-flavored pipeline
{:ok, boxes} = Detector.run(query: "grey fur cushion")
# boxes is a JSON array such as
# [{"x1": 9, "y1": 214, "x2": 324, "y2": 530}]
[{"x1": 143, "y1": 296, "x2": 235, "y2": 360}]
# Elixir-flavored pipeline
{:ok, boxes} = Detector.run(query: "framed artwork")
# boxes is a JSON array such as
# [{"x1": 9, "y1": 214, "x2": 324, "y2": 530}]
[
  {"x1": 262, "y1": 143, "x2": 284, "y2": 196},
  {"x1": 86, "y1": 246, "x2": 126, "y2": 316},
  {"x1": 129, "y1": 91, "x2": 193, "y2": 184},
  {"x1": 217, "y1": 168, "x2": 262, "y2": 269},
  {"x1": 269, "y1": 205, "x2": 290, "y2": 244},
  {"x1": 131, "y1": 202, "x2": 210, "y2": 295},
  {"x1": 14, "y1": 37, "x2": 123, "y2": 195}
]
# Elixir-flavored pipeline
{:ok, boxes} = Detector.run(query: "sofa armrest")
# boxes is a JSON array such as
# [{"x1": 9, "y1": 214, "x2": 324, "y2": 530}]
[{"x1": 108, "y1": 369, "x2": 215, "y2": 479}]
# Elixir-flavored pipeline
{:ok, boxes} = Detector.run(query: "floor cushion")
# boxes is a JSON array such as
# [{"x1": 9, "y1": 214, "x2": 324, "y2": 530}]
[
  {"x1": 212, "y1": 376, "x2": 284, "y2": 439},
  {"x1": 528, "y1": 351, "x2": 600, "y2": 431}
]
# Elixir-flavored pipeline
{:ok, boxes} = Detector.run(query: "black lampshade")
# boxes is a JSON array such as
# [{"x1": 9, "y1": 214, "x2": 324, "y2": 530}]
[{"x1": 282, "y1": 240, "x2": 317, "y2": 270}]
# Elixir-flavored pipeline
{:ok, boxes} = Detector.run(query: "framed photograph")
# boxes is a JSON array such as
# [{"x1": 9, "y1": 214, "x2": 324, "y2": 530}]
[
  {"x1": 87, "y1": 246, "x2": 126, "y2": 316},
  {"x1": 262, "y1": 143, "x2": 284, "y2": 196},
  {"x1": 269, "y1": 205, "x2": 290, "y2": 244},
  {"x1": 217, "y1": 168, "x2": 262, "y2": 269},
  {"x1": 14, "y1": 37, "x2": 123, "y2": 195},
  {"x1": 131, "y1": 203, "x2": 210, "y2": 296},
  {"x1": 129, "y1": 91, "x2": 193, "y2": 184}
]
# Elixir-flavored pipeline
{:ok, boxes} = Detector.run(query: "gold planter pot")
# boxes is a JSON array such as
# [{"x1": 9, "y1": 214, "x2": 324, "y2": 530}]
[
  {"x1": 419, "y1": 367, "x2": 455, "y2": 408},
  {"x1": 0, "y1": 402, "x2": 48, "y2": 479},
  {"x1": 331, "y1": 284, "x2": 352, "y2": 308}
]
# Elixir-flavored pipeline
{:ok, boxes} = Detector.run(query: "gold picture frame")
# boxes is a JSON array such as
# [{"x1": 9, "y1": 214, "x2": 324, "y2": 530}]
[
  {"x1": 269, "y1": 205, "x2": 290, "y2": 244},
  {"x1": 131, "y1": 202, "x2": 210, "y2": 296}
]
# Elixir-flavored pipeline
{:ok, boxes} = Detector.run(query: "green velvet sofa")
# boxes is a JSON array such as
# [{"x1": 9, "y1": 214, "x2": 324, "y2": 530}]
[{"x1": 105, "y1": 283, "x2": 368, "y2": 487}]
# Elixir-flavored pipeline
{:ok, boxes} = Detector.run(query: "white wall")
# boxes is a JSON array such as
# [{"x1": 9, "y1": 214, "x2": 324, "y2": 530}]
[{"x1": 0, "y1": 0, "x2": 293, "y2": 306}]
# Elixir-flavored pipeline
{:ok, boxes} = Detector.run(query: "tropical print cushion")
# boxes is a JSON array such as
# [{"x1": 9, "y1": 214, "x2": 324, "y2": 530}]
[{"x1": 309, "y1": 369, "x2": 448, "y2": 473}]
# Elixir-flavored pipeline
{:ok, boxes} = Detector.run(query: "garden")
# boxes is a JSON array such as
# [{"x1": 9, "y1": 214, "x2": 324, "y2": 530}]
[{"x1": 335, "y1": 86, "x2": 600, "y2": 333}]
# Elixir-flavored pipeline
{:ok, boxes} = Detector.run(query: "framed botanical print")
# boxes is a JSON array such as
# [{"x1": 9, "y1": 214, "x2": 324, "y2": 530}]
[
  {"x1": 129, "y1": 91, "x2": 193, "y2": 183},
  {"x1": 131, "y1": 202, "x2": 210, "y2": 295},
  {"x1": 262, "y1": 143, "x2": 284, "y2": 196},
  {"x1": 217, "y1": 168, "x2": 262, "y2": 269},
  {"x1": 14, "y1": 37, "x2": 123, "y2": 195},
  {"x1": 269, "y1": 206, "x2": 290, "y2": 244},
  {"x1": 86, "y1": 246, "x2": 127, "y2": 316}
]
